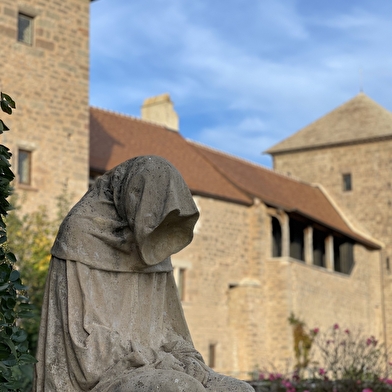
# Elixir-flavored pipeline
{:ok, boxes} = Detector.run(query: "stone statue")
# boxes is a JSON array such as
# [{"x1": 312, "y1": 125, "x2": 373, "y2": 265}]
[{"x1": 34, "y1": 156, "x2": 253, "y2": 391}]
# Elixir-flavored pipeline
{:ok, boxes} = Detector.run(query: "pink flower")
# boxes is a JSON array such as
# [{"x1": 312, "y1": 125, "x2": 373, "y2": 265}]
[
  {"x1": 384, "y1": 379, "x2": 392, "y2": 385},
  {"x1": 258, "y1": 373, "x2": 265, "y2": 380},
  {"x1": 389, "y1": 362, "x2": 392, "y2": 366},
  {"x1": 313, "y1": 327, "x2": 320, "y2": 334},
  {"x1": 269, "y1": 373, "x2": 283, "y2": 381},
  {"x1": 362, "y1": 388, "x2": 373, "y2": 392},
  {"x1": 333, "y1": 323, "x2": 339, "y2": 330},
  {"x1": 292, "y1": 372, "x2": 300, "y2": 382},
  {"x1": 344, "y1": 329, "x2": 350, "y2": 334},
  {"x1": 366, "y1": 336, "x2": 378, "y2": 346},
  {"x1": 319, "y1": 368, "x2": 326, "y2": 376}
]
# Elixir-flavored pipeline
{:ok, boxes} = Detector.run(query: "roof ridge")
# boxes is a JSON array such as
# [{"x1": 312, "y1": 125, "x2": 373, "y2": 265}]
[
  {"x1": 188, "y1": 139, "x2": 319, "y2": 189},
  {"x1": 90, "y1": 106, "x2": 175, "y2": 132},
  {"x1": 266, "y1": 93, "x2": 392, "y2": 154}
]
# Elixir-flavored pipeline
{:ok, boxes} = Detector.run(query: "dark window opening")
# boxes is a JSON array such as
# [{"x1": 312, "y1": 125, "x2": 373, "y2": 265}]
[
  {"x1": 313, "y1": 229, "x2": 327, "y2": 268},
  {"x1": 342, "y1": 173, "x2": 352, "y2": 192},
  {"x1": 18, "y1": 149, "x2": 31, "y2": 185},
  {"x1": 18, "y1": 13, "x2": 34, "y2": 45},
  {"x1": 272, "y1": 217, "x2": 282, "y2": 257},
  {"x1": 289, "y1": 218, "x2": 306, "y2": 261},
  {"x1": 177, "y1": 268, "x2": 186, "y2": 301},
  {"x1": 208, "y1": 343, "x2": 216, "y2": 368},
  {"x1": 386, "y1": 257, "x2": 390, "y2": 273},
  {"x1": 334, "y1": 237, "x2": 354, "y2": 274}
]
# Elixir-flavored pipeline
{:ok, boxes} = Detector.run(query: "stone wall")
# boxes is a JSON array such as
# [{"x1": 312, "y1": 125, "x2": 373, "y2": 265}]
[
  {"x1": 273, "y1": 140, "x2": 392, "y2": 350},
  {"x1": 173, "y1": 195, "x2": 384, "y2": 379},
  {"x1": 172, "y1": 197, "x2": 267, "y2": 379},
  {"x1": 0, "y1": 0, "x2": 90, "y2": 217}
]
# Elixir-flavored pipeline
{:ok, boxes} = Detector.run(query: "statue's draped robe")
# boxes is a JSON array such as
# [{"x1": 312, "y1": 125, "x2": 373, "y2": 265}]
[{"x1": 34, "y1": 156, "x2": 253, "y2": 392}]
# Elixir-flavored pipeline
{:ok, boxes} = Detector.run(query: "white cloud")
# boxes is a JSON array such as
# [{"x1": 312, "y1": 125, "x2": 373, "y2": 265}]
[{"x1": 90, "y1": 0, "x2": 392, "y2": 166}]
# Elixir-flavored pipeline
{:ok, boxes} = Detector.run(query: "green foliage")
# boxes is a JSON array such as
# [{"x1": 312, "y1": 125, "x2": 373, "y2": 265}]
[
  {"x1": 288, "y1": 313, "x2": 318, "y2": 377},
  {"x1": 6, "y1": 205, "x2": 56, "y2": 355},
  {"x1": 251, "y1": 318, "x2": 391, "y2": 392},
  {"x1": 5, "y1": 188, "x2": 72, "y2": 356},
  {"x1": 315, "y1": 324, "x2": 387, "y2": 382},
  {"x1": 0, "y1": 93, "x2": 36, "y2": 391}
]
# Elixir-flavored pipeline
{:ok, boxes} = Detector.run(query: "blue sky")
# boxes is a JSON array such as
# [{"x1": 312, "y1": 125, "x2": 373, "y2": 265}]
[{"x1": 90, "y1": 0, "x2": 392, "y2": 167}]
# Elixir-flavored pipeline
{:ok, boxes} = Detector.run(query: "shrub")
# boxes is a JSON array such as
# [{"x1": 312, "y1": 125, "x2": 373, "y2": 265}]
[{"x1": 0, "y1": 93, "x2": 36, "y2": 391}]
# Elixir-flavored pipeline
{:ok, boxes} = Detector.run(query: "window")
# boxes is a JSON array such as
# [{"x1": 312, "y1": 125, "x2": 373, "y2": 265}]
[
  {"x1": 313, "y1": 229, "x2": 327, "y2": 267},
  {"x1": 177, "y1": 268, "x2": 186, "y2": 301},
  {"x1": 18, "y1": 149, "x2": 31, "y2": 185},
  {"x1": 334, "y1": 237, "x2": 354, "y2": 274},
  {"x1": 289, "y1": 218, "x2": 306, "y2": 261},
  {"x1": 18, "y1": 13, "x2": 34, "y2": 45},
  {"x1": 271, "y1": 217, "x2": 282, "y2": 257},
  {"x1": 342, "y1": 173, "x2": 352, "y2": 192},
  {"x1": 208, "y1": 343, "x2": 216, "y2": 368}
]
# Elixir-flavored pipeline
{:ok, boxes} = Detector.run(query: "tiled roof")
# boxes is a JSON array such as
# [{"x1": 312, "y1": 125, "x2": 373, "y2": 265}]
[
  {"x1": 266, "y1": 93, "x2": 392, "y2": 154},
  {"x1": 90, "y1": 106, "x2": 379, "y2": 249},
  {"x1": 192, "y1": 142, "x2": 379, "y2": 248},
  {"x1": 90, "y1": 107, "x2": 252, "y2": 205}
]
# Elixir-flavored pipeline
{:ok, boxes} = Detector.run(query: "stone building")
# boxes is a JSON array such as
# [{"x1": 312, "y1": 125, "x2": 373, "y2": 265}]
[
  {"x1": 0, "y1": 0, "x2": 92, "y2": 215},
  {"x1": 267, "y1": 93, "x2": 392, "y2": 352},
  {"x1": 2, "y1": 0, "x2": 391, "y2": 380},
  {"x1": 90, "y1": 95, "x2": 384, "y2": 378}
]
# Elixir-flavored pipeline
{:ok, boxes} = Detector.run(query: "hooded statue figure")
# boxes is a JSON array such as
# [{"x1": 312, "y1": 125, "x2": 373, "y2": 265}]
[{"x1": 34, "y1": 156, "x2": 253, "y2": 391}]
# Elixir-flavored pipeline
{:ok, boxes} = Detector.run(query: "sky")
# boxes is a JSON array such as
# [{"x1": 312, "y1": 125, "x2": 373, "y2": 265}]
[{"x1": 89, "y1": 0, "x2": 392, "y2": 167}]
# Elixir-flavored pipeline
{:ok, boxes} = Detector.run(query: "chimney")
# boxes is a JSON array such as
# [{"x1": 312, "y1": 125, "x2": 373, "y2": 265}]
[{"x1": 141, "y1": 93, "x2": 179, "y2": 131}]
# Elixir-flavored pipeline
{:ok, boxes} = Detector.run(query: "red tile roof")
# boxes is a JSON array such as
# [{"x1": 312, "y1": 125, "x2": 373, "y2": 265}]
[
  {"x1": 90, "y1": 107, "x2": 252, "y2": 205},
  {"x1": 90, "y1": 107, "x2": 379, "y2": 249},
  {"x1": 191, "y1": 142, "x2": 379, "y2": 248}
]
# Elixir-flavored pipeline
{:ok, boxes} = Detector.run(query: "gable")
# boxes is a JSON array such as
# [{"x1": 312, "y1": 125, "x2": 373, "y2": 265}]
[{"x1": 266, "y1": 93, "x2": 392, "y2": 155}]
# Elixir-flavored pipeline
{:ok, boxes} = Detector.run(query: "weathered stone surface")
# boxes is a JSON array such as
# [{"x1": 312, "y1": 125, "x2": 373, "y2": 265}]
[{"x1": 35, "y1": 156, "x2": 253, "y2": 391}]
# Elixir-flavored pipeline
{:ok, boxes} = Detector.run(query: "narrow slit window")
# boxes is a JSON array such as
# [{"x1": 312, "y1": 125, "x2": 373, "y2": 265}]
[
  {"x1": 271, "y1": 217, "x2": 282, "y2": 257},
  {"x1": 18, "y1": 149, "x2": 32, "y2": 185},
  {"x1": 178, "y1": 268, "x2": 186, "y2": 301},
  {"x1": 208, "y1": 343, "x2": 216, "y2": 368},
  {"x1": 18, "y1": 13, "x2": 34, "y2": 45},
  {"x1": 342, "y1": 173, "x2": 352, "y2": 192}
]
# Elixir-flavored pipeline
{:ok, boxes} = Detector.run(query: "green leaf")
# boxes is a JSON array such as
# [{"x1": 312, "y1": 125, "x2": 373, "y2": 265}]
[
  {"x1": 5, "y1": 252, "x2": 16, "y2": 263},
  {"x1": 0, "y1": 263, "x2": 11, "y2": 282},
  {"x1": 0, "y1": 102, "x2": 11, "y2": 115},
  {"x1": 1, "y1": 93, "x2": 15, "y2": 109},
  {"x1": 9, "y1": 270, "x2": 19, "y2": 282},
  {"x1": 1, "y1": 354, "x2": 17, "y2": 367},
  {"x1": 17, "y1": 310, "x2": 34, "y2": 318},
  {"x1": 0, "y1": 120, "x2": 9, "y2": 133},
  {"x1": 18, "y1": 353, "x2": 37, "y2": 364},
  {"x1": 13, "y1": 281, "x2": 27, "y2": 290},
  {"x1": 5, "y1": 297, "x2": 15, "y2": 309},
  {"x1": 11, "y1": 329, "x2": 27, "y2": 343}
]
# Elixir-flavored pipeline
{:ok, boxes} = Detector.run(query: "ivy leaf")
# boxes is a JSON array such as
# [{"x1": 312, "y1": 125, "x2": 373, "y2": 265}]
[
  {"x1": 0, "y1": 101, "x2": 12, "y2": 115},
  {"x1": 0, "y1": 120, "x2": 9, "y2": 134},
  {"x1": 0, "y1": 93, "x2": 15, "y2": 109}
]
